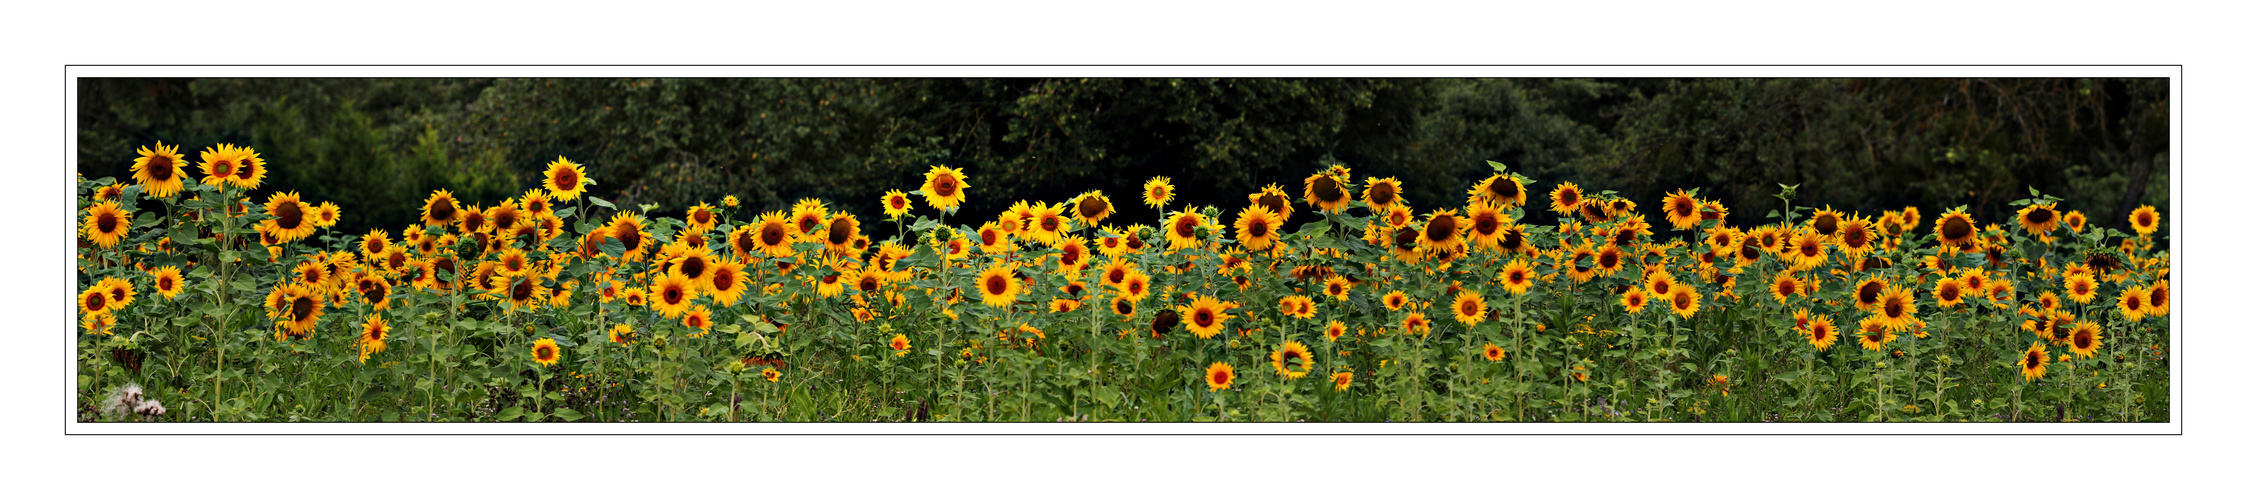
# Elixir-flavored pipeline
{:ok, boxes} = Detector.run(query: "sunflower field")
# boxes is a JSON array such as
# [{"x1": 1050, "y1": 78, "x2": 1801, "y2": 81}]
[{"x1": 73, "y1": 142, "x2": 2172, "y2": 423}]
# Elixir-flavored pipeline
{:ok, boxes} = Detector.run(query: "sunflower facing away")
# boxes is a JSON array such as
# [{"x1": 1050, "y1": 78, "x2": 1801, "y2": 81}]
[
  {"x1": 1271, "y1": 340, "x2": 1315, "y2": 379},
  {"x1": 918, "y1": 165, "x2": 970, "y2": 212}
]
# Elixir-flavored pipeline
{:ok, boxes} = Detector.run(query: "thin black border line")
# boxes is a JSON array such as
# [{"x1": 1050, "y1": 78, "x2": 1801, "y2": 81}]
[{"x1": 64, "y1": 65, "x2": 2184, "y2": 436}]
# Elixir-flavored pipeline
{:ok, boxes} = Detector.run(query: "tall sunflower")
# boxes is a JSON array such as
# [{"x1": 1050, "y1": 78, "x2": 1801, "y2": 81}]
[
  {"x1": 1321, "y1": 275, "x2": 1352, "y2": 302},
  {"x1": 1072, "y1": 190, "x2": 1114, "y2": 227},
  {"x1": 2065, "y1": 321, "x2": 2104, "y2": 359},
  {"x1": 1834, "y1": 216, "x2": 1876, "y2": 258},
  {"x1": 1232, "y1": 204, "x2": 1282, "y2": 251},
  {"x1": 1805, "y1": 314, "x2": 1839, "y2": 351},
  {"x1": 976, "y1": 264, "x2": 1022, "y2": 308},
  {"x1": 1451, "y1": 290, "x2": 1488, "y2": 327},
  {"x1": 129, "y1": 142, "x2": 187, "y2": 198},
  {"x1": 1362, "y1": 177, "x2": 1404, "y2": 213},
  {"x1": 1934, "y1": 207, "x2": 1977, "y2": 248},
  {"x1": 81, "y1": 201, "x2": 131, "y2": 248},
  {"x1": 1177, "y1": 295, "x2": 1237, "y2": 339},
  {"x1": 706, "y1": 257, "x2": 749, "y2": 306},
  {"x1": 744, "y1": 211, "x2": 795, "y2": 258},
  {"x1": 1418, "y1": 208, "x2": 1466, "y2": 256},
  {"x1": 224, "y1": 144, "x2": 267, "y2": 190},
  {"x1": 261, "y1": 192, "x2": 317, "y2": 243},
  {"x1": 1807, "y1": 206, "x2": 1845, "y2": 240},
  {"x1": 195, "y1": 144, "x2": 240, "y2": 187},
  {"x1": 649, "y1": 271, "x2": 696, "y2": 319},
  {"x1": 1549, "y1": 181, "x2": 1586, "y2": 215},
  {"x1": 1471, "y1": 173, "x2": 1527, "y2": 208},
  {"x1": 1270, "y1": 341, "x2": 1315, "y2": 380},
  {"x1": 1934, "y1": 277, "x2": 1966, "y2": 308},
  {"x1": 1661, "y1": 189, "x2": 1702, "y2": 230},
  {"x1": 918, "y1": 165, "x2": 970, "y2": 211},
  {"x1": 1668, "y1": 285, "x2": 1702, "y2": 319},
  {"x1": 880, "y1": 189, "x2": 914, "y2": 220},
  {"x1": 542, "y1": 156, "x2": 589, "y2": 200},
  {"x1": 2017, "y1": 203, "x2": 2061, "y2": 237},
  {"x1": 1465, "y1": 203, "x2": 1510, "y2": 249},
  {"x1": 1500, "y1": 258, "x2": 1534, "y2": 295},
  {"x1": 359, "y1": 315, "x2": 390, "y2": 363},
  {"x1": 2129, "y1": 205, "x2": 2160, "y2": 236},
  {"x1": 1143, "y1": 176, "x2": 1176, "y2": 209},
  {"x1": 2062, "y1": 211, "x2": 2088, "y2": 233},
  {"x1": 1769, "y1": 273, "x2": 1804, "y2": 303},
  {"x1": 1875, "y1": 288, "x2": 1917, "y2": 332},
  {"x1": 531, "y1": 338, "x2": 561, "y2": 367},
  {"x1": 1304, "y1": 168, "x2": 1353, "y2": 213},
  {"x1": 1026, "y1": 202, "x2": 1069, "y2": 245}
]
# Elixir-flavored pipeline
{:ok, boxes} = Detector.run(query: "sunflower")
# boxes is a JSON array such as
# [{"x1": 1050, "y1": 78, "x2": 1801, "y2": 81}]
[
  {"x1": 357, "y1": 315, "x2": 391, "y2": 363},
  {"x1": 1759, "y1": 273, "x2": 1802, "y2": 304},
  {"x1": 1143, "y1": 176, "x2": 1176, "y2": 209},
  {"x1": 1667, "y1": 285, "x2": 1702, "y2": 319},
  {"x1": 1204, "y1": 361, "x2": 1235, "y2": 391},
  {"x1": 129, "y1": 142, "x2": 187, "y2": 198},
  {"x1": 502, "y1": 275, "x2": 547, "y2": 312},
  {"x1": 77, "y1": 287, "x2": 112, "y2": 316},
  {"x1": 1401, "y1": 311, "x2": 1433, "y2": 336},
  {"x1": 1783, "y1": 230, "x2": 1829, "y2": 270},
  {"x1": 356, "y1": 273, "x2": 393, "y2": 310},
  {"x1": 146, "y1": 266, "x2": 185, "y2": 300},
  {"x1": 2064, "y1": 273, "x2": 2099, "y2": 304},
  {"x1": 1834, "y1": 216, "x2": 1876, "y2": 258},
  {"x1": 1471, "y1": 173, "x2": 1527, "y2": 208},
  {"x1": 1482, "y1": 343, "x2": 1508, "y2": 362},
  {"x1": 918, "y1": 165, "x2": 970, "y2": 211},
  {"x1": 705, "y1": 257, "x2": 749, "y2": 306},
  {"x1": 194, "y1": 144, "x2": 241, "y2": 186},
  {"x1": 1278, "y1": 295, "x2": 1316, "y2": 319},
  {"x1": 2146, "y1": 280, "x2": 2170, "y2": 317},
  {"x1": 1548, "y1": 181, "x2": 1586, "y2": 215},
  {"x1": 1805, "y1": 314, "x2": 1839, "y2": 351},
  {"x1": 603, "y1": 212, "x2": 653, "y2": 262},
  {"x1": 1378, "y1": 290, "x2": 1410, "y2": 311},
  {"x1": 1934, "y1": 207, "x2": 1977, "y2": 247},
  {"x1": 819, "y1": 211, "x2": 861, "y2": 253},
  {"x1": 278, "y1": 284, "x2": 324, "y2": 340},
  {"x1": 1875, "y1": 288, "x2": 1917, "y2": 332},
  {"x1": 81, "y1": 201, "x2": 131, "y2": 248},
  {"x1": 93, "y1": 184, "x2": 123, "y2": 202},
  {"x1": 1023, "y1": 202, "x2": 1069, "y2": 245},
  {"x1": 2109, "y1": 284, "x2": 2151, "y2": 322},
  {"x1": 1418, "y1": 208, "x2": 1467, "y2": 256},
  {"x1": 1451, "y1": 289, "x2": 1488, "y2": 327},
  {"x1": 1321, "y1": 321, "x2": 1347, "y2": 343},
  {"x1": 1164, "y1": 210, "x2": 1208, "y2": 250},
  {"x1": 1304, "y1": 170, "x2": 1353, "y2": 213},
  {"x1": 1935, "y1": 277, "x2": 1966, "y2": 308},
  {"x1": 727, "y1": 211, "x2": 789, "y2": 259},
  {"x1": 1607, "y1": 215, "x2": 1652, "y2": 247},
  {"x1": 80, "y1": 310, "x2": 116, "y2": 335},
  {"x1": 977, "y1": 264, "x2": 1022, "y2": 308},
  {"x1": 1465, "y1": 203, "x2": 1510, "y2": 249},
  {"x1": 607, "y1": 323, "x2": 636, "y2": 345},
  {"x1": 1661, "y1": 189, "x2": 1702, "y2": 230},
  {"x1": 677, "y1": 305, "x2": 713, "y2": 337},
  {"x1": 1331, "y1": 371, "x2": 1354, "y2": 392},
  {"x1": 1643, "y1": 268, "x2": 1677, "y2": 301},
  {"x1": 1306, "y1": 276, "x2": 1347, "y2": 303},
  {"x1": 1479, "y1": 259, "x2": 1532, "y2": 297},
  {"x1": 1271, "y1": 341, "x2": 1315, "y2": 379},
  {"x1": 1108, "y1": 296, "x2": 1139, "y2": 318},
  {"x1": 2016, "y1": 203, "x2": 2061, "y2": 238},
  {"x1": 531, "y1": 338, "x2": 561, "y2": 367},
  {"x1": 2120, "y1": 205, "x2": 2161, "y2": 236},
  {"x1": 2065, "y1": 321, "x2": 2104, "y2": 359},
  {"x1": 2061, "y1": 210, "x2": 2088, "y2": 233},
  {"x1": 1856, "y1": 317, "x2": 1895, "y2": 351},
  {"x1": 1119, "y1": 271, "x2": 1152, "y2": 303},
  {"x1": 2017, "y1": 343, "x2": 2050, "y2": 381},
  {"x1": 1232, "y1": 204, "x2": 1283, "y2": 251},
  {"x1": 648, "y1": 271, "x2": 696, "y2": 318},
  {"x1": 1178, "y1": 295, "x2": 1238, "y2": 339},
  {"x1": 1620, "y1": 286, "x2": 1649, "y2": 314},
  {"x1": 1362, "y1": 177, "x2": 1404, "y2": 213},
  {"x1": 1698, "y1": 200, "x2": 1729, "y2": 227},
  {"x1": 1563, "y1": 245, "x2": 1599, "y2": 283},
  {"x1": 1804, "y1": 206, "x2": 1845, "y2": 240},
  {"x1": 1062, "y1": 190, "x2": 1113, "y2": 227}
]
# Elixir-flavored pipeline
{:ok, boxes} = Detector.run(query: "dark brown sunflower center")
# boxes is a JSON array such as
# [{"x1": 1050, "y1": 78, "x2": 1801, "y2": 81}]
[
  {"x1": 1473, "y1": 213, "x2": 1501, "y2": 235},
  {"x1": 1364, "y1": 184, "x2": 1396, "y2": 206},
  {"x1": 1613, "y1": 227, "x2": 1638, "y2": 245},
  {"x1": 510, "y1": 279, "x2": 536, "y2": 301},
  {"x1": 2073, "y1": 330, "x2": 2093, "y2": 349},
  {"x1": 1843, "y1": 228, "x2": 1868, "y2": 247},
  {"x1": 1491, "y1": 178, "x2": 1519, "y2": 198},
  {"x1": 1557, "y1": 188, "x2": 1577, "y2": 205},
  {"x1": 85, "y1": 293, "x2": 106, "y2": 311},
  {"x1": 148, "y1": 156, "x2": 176, "y2": 180},
  {"x1": 681, "y1": 257, "x2": 708, "y2": 280},
  {"x1": 1851, "y1": 283, "x2": 1883, "y2": 305},
  {"x1": 1193, "y1": 309, "x2": 1215, "y2": 327},
  {"x1": 553, "y1": 168, "x2": 577, "y2": 191},
  {"x1": 2027, "y1": 208, "x2": 2055, "y2": 224},
  {"x1": 1813, "y1": 215, "x2": 1838, "y2": 235},
  {"x1": 1462, "y1": 301, "x2": 1481, "y2": 316},
  {"x1": 2150, "y1": 287, "x2": 2168, "y2": 307},
  {"x1": 1884, "y1": 298, "x2": 1905, "y2": 318},
  {"x1": 1311, "y1": 176, "x2": 1344, "y2": 203},
  {"x1": 1672, "y1": 293, "x2": 1691, "y2": 310},
  {"x1": 94, "y1": 211, "x2": 122, "y2": 233},
  {"x1": 2136, "y1": 212, "x2": 2153, "y2": 227},
  {"x1": 234, "y1": 160, "x2": 258, "y2": 180},
  {"x1": 2026, "y1": 353, "x2": 2042, "y2": 369},
  {"x1": 693, "y1": 210, "x2": 712, "y2": 225},
  {"x1": 1427, "y1": 216, "x2": 1457, "y2": 241},
  {"x1": 529, "y1": 199, "x2": 548, "y2": 214},
  {"x1": 1941, "y1": 216, "x2": 1972, "y2": 241},
  {"x1": 1115, "y1": 300, "x2": 1134, "y2": 316},
  {"x1": 1247, "y1": 218, "x2": 1270, "y2": 237},
  {"x1": 1778, "y1": 281, "x2": 1797, "y2": 295},
  {"x1": 826, "y1": 219, "x2": 855, "y2": 245},
  {"x1": 659, "y1": 285, "x2": 684, "y2": 304},
  {"x1": 274, "y1": 203, "x2": 305, "y2": 230},
  {"x1": 291, "y1": 296, "x2": 315, "y2": 321},
  {"x1": 1391, "y1": 227, "x2": 1419, "y2": 251},
  {"x1": 713, "y1": 270, "x2": 737, "y2": 292},
  {"x1": 1940, "y1": 285, "x2": 1960, "y2": 302},
  {"x1": 984, "y1": 275, "x2": 1008, "y2": 295},
  {"x1": 1079, "y1": 197, "x2": 1108, "y2": 218}
]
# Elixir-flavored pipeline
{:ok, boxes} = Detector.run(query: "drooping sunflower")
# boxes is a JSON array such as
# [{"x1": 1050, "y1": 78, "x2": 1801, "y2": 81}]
[
  {"x1": 81, "y1": 201, "x2": 131, "y2": 248},
  {"x1": 530, "y1": 338, "x2": 561, "y2": 367},
  {"x1": 1548, "y1": 181, "x2": 1586, "y2": 215},
  {"x1": 1178, "y1": 295, "x2": 1238, "y2": 339},
  {"x1": 1934, "y1": 207, "x2": 1978, "y2": 247},
  {"x1": 1232, "y1": 204, "x2": 1283, "y2": 251},
  {"x1": 1451, "y1": 289, "x2": 1488, "y2": 327},
  {"x1": 1667, "y1": 285, "x2": 1702, "y2": 319},
  {"x1": 1271, "y1": 340, "x2": 1315, "y2": 380},
  {"x1": 129, "y1": 142, "x2": 188, "y2": 198},
  {"x1": 648, "y1": 272, "x2": 696, "y2": 319},
  {"x1": 1875, "y1": 288, "x2": 1917, "y2": 332},
  {"x1": 1805, "y1": 314, "x2": 1839, "y2": 351},
  {"x1": 1071, "y1": 190, "x2": 1114, "y2": 227},
  {"x1": 1661, "y1": 189, "x2": 1702, "y2": 230},
  {"x1": 918, "y1": 165, "x2": 970, "y2": 212},
  {"x1": 2129, "y1": 205, "x2": 2160, "y2": 236},
  {"x1": 977, "y1": 264, "x2": 1022, "y2": 308},
  {"x1": 1163, "y1": 209, "x2": 1208, "y2": 250},
  {"x1": 1205, "y1": 361, "x2": 1235, "y2": 391},
  {"x1": 2017, "y1": 343, "x2": 2050, "y2": 381},
  {"x1": 1482, "y1": 343, "x2": 1508, "y2": 362},
  {"x1": 1304, "y1": 169, "x2": 1353, "y2": 213},
  {"x1": 1418, "y1": 208, "x2": 1467, "y2": 256}
]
